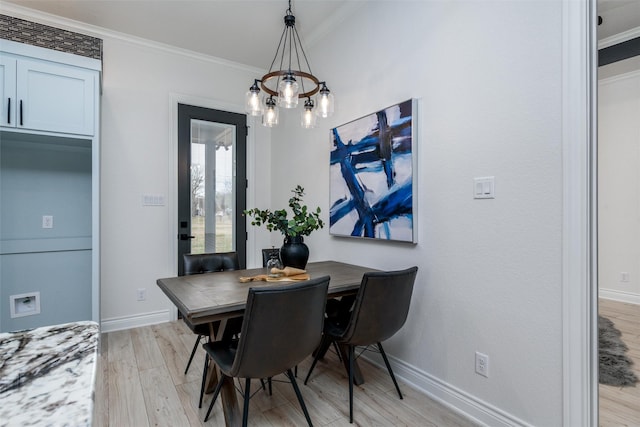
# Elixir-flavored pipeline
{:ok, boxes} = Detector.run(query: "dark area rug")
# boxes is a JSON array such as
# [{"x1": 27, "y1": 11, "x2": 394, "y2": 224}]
[{"x1": 599, "y1": 315, "x2": 638, "y2": 387}]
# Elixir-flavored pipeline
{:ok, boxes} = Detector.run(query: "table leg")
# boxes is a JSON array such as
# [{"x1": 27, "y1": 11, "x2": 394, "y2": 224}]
[
  {"x1": 204, "y1": 362, "x2": 218, "y2": 394},
  {"x1": 337, "y1": 343, "x2": 364, "y2": 386},
  {"x1": 204, "y1": 320, "x2": 223, "y2": 393},
  {"x1": 205, "y1": 319, "x2": 243, "y2": 426},
  {"x1": 219, "y1": 374, "x2": 242, "y2": 426}
]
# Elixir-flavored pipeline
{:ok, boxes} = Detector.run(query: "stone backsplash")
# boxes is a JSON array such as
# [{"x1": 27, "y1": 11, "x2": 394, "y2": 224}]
[{"x1": 0, "y1": 14, "x2": 102, "y2": 61}]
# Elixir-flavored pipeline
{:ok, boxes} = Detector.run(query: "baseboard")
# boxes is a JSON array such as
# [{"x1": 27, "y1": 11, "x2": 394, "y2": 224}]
[
  {"x1": 362, "y1": 351, "x2": 534, "y2": 427},
  {"x1": 100, "y1": 309, "x2": 172, "y2": 333},
  {"x1": 599, "y1": 288, "x2": 640, "y2": 305}
]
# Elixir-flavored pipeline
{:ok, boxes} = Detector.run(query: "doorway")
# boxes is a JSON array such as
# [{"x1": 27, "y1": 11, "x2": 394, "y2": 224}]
[
  {"x1": 596, "y1": 2, "x2": 640, "y2": 425},
  {"x1": 177, "y1": 104, "x2": 247, "y2": 275}
]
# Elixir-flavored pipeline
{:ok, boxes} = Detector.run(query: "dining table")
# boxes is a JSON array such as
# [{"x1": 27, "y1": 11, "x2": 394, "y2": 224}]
[{"x1": 156, "y1": 260, "x2": 376, "y2": 427}]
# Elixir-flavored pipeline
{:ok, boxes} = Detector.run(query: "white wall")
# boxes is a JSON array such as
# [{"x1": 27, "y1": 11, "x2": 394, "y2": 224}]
[
  {"x1": 0, "y1": 4, "x2": 276, "y2": 330},
  {"x1": 598, "y1": 67, "x2": 640, "y2": 304},
  {"x1": 97, "y1": 37, "x2": 273, "y2": 328},
  {"x1": 272, "y1": 1, "x2": 564, "y2": 425},
  {"x1": 2, "y1": 1, "x2": 592, "y2": 425}
]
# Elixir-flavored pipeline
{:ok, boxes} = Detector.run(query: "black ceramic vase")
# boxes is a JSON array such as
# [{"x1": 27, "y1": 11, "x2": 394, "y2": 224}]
[{"x1": 280, "y1": 236, "x2": 309, "y2": 269}]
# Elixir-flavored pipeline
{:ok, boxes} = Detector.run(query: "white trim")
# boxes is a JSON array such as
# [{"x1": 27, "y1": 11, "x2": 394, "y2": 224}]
[
  {"x1": 598, "y1": 25, "x2": 640, "y2": 50},
  {"x1": 100, "y1": 310, "x2": 171, "y2": 333},
  {"x1": 361, "y1": 352, "x2": 531, "y2": 427},
  {"x1": 598, "y1": 68, "x2": 640, "y2": 85},
  {"x1": 599, "y1": 289, "x2": 640, "y2": 306},
  {"x1": 561, "y1": 0, "x2": 598, "y2": 426},
  {"x1": 0, "y1": 1, "x2": 264, "y2": 75}
]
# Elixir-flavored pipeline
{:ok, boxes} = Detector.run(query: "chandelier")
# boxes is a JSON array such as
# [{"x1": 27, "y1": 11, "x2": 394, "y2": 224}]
[{"x1": 245, "y1": 0, "x2": 334, "y2": 128}]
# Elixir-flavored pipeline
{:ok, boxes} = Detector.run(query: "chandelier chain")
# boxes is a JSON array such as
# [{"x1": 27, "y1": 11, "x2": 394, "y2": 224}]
[
  {"x1": 293, "y1": 25, "x2": 314, "y2": 96},
  {"x1": 287, "y1": 21, "x2": 293, "y2": 71},
  {"x1": 268, "y1": 25, "x2": 288, "y2": 75}
]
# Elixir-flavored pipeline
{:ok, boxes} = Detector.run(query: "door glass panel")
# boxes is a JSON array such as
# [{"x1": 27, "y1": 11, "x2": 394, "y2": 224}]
[{"x1": 190, "y1": 119, "x2": 236, "y2": 254}]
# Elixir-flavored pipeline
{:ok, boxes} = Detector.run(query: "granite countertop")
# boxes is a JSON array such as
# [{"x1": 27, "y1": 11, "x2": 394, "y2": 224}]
[{"x1": 0, "y1": 321, "x2": 99, "y2": 427}]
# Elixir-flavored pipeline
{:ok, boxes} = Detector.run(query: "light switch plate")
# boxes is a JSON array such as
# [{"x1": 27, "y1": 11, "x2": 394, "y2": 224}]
[
  {"x1": 473, "y1": 177, "x2": 495, "y2": 199},
  {"x1": 42, "y1": 215, "x2": 53, "y2": 228},
  {"x1": 142, "y1": 193, "x2": 166, "y2": 206}
]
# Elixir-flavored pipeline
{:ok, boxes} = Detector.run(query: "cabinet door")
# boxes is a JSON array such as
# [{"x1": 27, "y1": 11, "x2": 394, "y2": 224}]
[
  {"x1": 17, "y1": 59, "x2": 95, "y2": 135},
  {"x1": 0, "y1": 56, "x2": 16, "y2": 128}
]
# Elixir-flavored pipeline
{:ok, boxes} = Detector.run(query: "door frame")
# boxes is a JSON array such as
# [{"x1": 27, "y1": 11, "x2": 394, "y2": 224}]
[
  {"x1": 176, "y1": 103, "x2": 247, "y2": 274},
  {"x1": 561, "y1": 0, "x2": 598, "y2": 425},
  {"x1": 168, "y1": 93, "x2": 256, "y2": 320}
]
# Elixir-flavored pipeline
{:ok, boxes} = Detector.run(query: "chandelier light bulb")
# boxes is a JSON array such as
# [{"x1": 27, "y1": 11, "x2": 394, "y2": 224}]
[
  {"x1": 245, "y1": 81, "x2": 263, "y2": 116},
  {"x1": 301, "y1": 98, "x2": 317, "y2": 129},
  {"x1": 278, "y1": 73, "x2": 299, "y2": 108},
  {"x1": 262, "y1": 97, "x2": 279, "y2": 127},
  {"x1": 245, "y1": 86, "x2": 263, "y2": 116},
  {"x1": 317, "y1": 83, "x2": 334, "y2": 118}
]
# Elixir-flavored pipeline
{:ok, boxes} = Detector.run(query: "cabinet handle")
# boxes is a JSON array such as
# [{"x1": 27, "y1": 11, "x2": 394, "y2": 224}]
[
  {"x1": 19, "y1": 100, "x2": 23, "y2": 126},
  {"x1": 6, "y1": 98, "x2": 10, "y2": 124}
]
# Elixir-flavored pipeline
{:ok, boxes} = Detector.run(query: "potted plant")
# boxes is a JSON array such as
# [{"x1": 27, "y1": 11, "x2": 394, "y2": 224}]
[{"x1": 244, "y1": 185, "x2": 324, "y2": 268}]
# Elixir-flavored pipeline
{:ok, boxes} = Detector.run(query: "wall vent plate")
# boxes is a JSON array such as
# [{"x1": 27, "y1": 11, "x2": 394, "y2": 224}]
[{"x1": 10, "y1": 292, "x2": 41, "y2": 318}]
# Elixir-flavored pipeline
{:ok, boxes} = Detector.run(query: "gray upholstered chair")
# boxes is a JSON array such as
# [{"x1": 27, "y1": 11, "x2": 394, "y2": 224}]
[
  {"x1": 304, "y1": 266, "x2": 418, "y2": 423},
  {"x1": 181, "y1": 252, "x2": 240, "y2": 378},
  {"x1": 203, "y1": 276, "x2": 330, "y2": 426}
]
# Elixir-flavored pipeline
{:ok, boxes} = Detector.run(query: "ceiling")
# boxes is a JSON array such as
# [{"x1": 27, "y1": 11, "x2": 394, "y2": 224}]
[
  {"x1": 598, "y1": 0, "x2": 640, "y2": 41},
  {"x1": 2, "y1": 0, "x2": 362, "y2": 69},
  {"x1": 2, "y1": 0, "x2": 639, "y2": 67}
]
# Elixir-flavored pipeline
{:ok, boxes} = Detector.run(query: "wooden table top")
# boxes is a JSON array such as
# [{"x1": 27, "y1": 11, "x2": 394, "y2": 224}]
[{"x1": 156, "y1": 260, "x2": 375, "y2": 325}]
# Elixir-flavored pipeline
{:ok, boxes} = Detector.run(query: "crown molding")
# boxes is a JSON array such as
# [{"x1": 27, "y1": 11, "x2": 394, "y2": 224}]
[
  {"x1": 0, "y1": 1, "x2": 265, "y2": 74},
  {"x1": 598, "y1": 25, "x2": 640, "y2": 49},
  {"x1": 598, "y1": 66, "x2": 640, "y2": 84}
]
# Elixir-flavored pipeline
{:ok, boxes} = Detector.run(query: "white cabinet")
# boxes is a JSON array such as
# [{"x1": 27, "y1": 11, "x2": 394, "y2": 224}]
[
  {"x1": 1, "y1": 55, "x2": 95, "y2": 136},
  {"x1": 0, "y1": 56, "x2": 16, "y2": 127},
  {"x1": 0, "y1": 40, "x2": 101, "y2": 331}
]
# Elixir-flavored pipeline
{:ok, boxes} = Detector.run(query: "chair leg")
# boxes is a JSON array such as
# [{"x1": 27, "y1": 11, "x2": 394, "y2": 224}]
[
  {"x1": 312, "y1": 334, "x2": 332, "y2": 359},
  {"x1": 288, "y1": 369, "x2": 313, "y2": 427},
  {"x1": 185, "y1": 335, "x2": 202, "y2": 374},
  {"x1": 377, "y1": 342, "x2": 403, "y2": 399},
  {"x1": 259, "y1": 378, "x2": 272, "y2": 396},
  {"x1": 333, "y1": 342, "x2": 343, "y2": 362},
  {"x1": 305, "y1": 334, "x2": 331, "y2": 385},
  {"x1": 348, "y1": 345, "x2": 354, "y2": 424},
  {"x1": 242, "y1": 378, "x2": 251, "y2": 427},
  {"x1": 199, "y1": 354, "x2": 208, "y2": 408},
  {"x1": 304, "y1": 350, "x2": 322, "y2": 385},
  {"x1": 204, "y1": 374, "x2": 225, "y2": 422}
]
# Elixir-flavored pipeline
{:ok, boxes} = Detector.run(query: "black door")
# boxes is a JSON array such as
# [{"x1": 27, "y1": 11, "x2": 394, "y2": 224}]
[{"x1": 177, "y1": 104, "x2": 247, "y2": 275}]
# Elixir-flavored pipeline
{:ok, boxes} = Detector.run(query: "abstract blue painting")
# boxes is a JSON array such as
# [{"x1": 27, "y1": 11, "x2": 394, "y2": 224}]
[{"x1": 329, "y1": 99, "x2": 417, "y2": 243}]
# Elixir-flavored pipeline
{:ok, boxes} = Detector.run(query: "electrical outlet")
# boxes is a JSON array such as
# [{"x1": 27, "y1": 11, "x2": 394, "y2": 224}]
[
  {"x1": 137, "y1": 288, "x2": 146, "y2": 301},
  {"x1": 621, "y1": 272, "x2": 630, "y2": 282},
  {"x1": 475, "y1": 352, "x2": 489, "y2": 377},
  {"x1": 42, "y1": 215, "x2": 53, "y2": 229}
]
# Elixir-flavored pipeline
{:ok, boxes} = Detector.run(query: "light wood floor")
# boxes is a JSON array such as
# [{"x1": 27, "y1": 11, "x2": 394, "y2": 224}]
[
  {"x1": 599, "y1": 298, "x2": 640, "y2": 427},
  {"x1": 92, "y1": 320, "x2": 479, "y2": 427}
]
